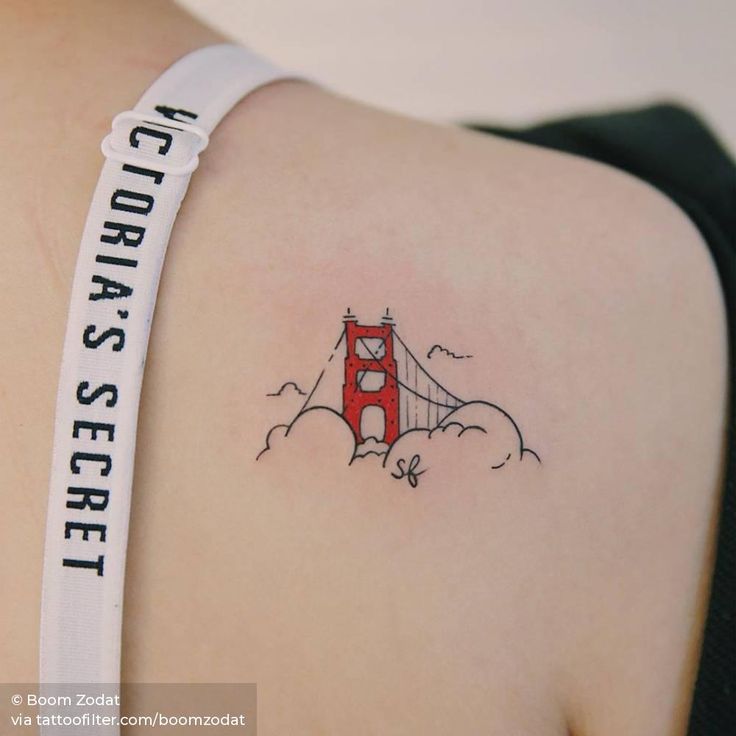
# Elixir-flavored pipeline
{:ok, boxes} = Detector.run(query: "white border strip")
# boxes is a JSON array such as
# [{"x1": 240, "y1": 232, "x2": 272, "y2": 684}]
[{"x1": 39, "y1": 44, "x2": 295, "y2": 733}]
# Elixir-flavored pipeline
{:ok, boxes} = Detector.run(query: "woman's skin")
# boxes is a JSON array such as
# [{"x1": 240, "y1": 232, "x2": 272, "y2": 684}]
[{"x1": 0, "y1": 2, "x2": 728, "y2": 734}]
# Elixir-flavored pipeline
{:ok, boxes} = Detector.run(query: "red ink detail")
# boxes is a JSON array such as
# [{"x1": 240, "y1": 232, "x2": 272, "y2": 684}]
[{"x1": 342, "y1": 321, "x2": 400, "y2": 445}]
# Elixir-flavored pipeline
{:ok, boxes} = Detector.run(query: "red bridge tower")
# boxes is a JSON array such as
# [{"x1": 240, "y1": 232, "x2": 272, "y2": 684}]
[{"x1": 342, "y1": 309, "x2": 400, "y2": 445}]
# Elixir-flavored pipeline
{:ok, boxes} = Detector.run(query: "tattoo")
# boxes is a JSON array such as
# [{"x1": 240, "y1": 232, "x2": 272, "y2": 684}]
[
  {"x1": 426, "y1": 344, "x2": 473, "y2": 360},
  {"x1": 266, "y1": 381, "x2": 307, "y2": 397},
  {"x1": 258, "y1": 309, "x2": 541, "y2": 479},
  {"x1": 391, "y1": 454, "x2": 427, "y2": 488}
]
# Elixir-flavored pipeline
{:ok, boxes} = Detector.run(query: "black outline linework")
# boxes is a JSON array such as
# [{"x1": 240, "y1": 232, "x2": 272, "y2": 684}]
[
  {"x1": 426, "y1": 344, "x2": 473, "y2": 360},
  {"x1": 256, "y1": 330, "x2": 347, "y2": 462},
  {"x1": 352, "y1": 335, "x2": 541, "y2": 466},
  {"x1": 257, "y1": 314, "x2": 541, "y2": 474},
  {"x1": 390, "y1": 454, "x2": 428, "y2": 488},
  {"x1": 266, "y1": 381, "x2": 307, "y2": 397}
]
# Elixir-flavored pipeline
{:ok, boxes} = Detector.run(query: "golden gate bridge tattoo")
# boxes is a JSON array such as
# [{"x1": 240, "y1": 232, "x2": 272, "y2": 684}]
[{"x1": 259, "y1": 309, "x2": 540, "y2": 485}]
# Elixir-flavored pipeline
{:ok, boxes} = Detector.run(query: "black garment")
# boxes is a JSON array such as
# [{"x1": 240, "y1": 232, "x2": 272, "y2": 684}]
[{"x1": 471, "y1": 105, "x2": 735, "y2": 736}]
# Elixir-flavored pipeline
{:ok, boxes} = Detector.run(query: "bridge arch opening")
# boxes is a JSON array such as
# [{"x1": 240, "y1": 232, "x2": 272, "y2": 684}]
[
  {"x1": 360, "y1": 405, "x2": 386, "y2": 443},
  {"x1": 355, "y1": 337, "x2": 386, "y2": 360},
  {"x1": 357, "y1": 369, "x2": 386, "y2": 392}
]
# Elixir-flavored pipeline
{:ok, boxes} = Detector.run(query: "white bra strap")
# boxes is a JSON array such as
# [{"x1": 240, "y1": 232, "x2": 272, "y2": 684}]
[{"x1": 40, "y1": 43, "x2": 297, "y2": 704}]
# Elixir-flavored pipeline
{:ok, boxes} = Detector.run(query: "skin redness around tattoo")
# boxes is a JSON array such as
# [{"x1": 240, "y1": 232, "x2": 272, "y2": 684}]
[{"x1": 260, "y1": 309, "x2": 540, "y2": 487}]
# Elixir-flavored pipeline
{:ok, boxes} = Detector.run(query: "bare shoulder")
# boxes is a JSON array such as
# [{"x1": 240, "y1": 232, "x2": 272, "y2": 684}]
[
  {"x1": 0, "y1": 70, "x2": 727, "y2": 735},
  {"x1": 128, "y1": 86, "x2": 728, "y2": 732}
]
